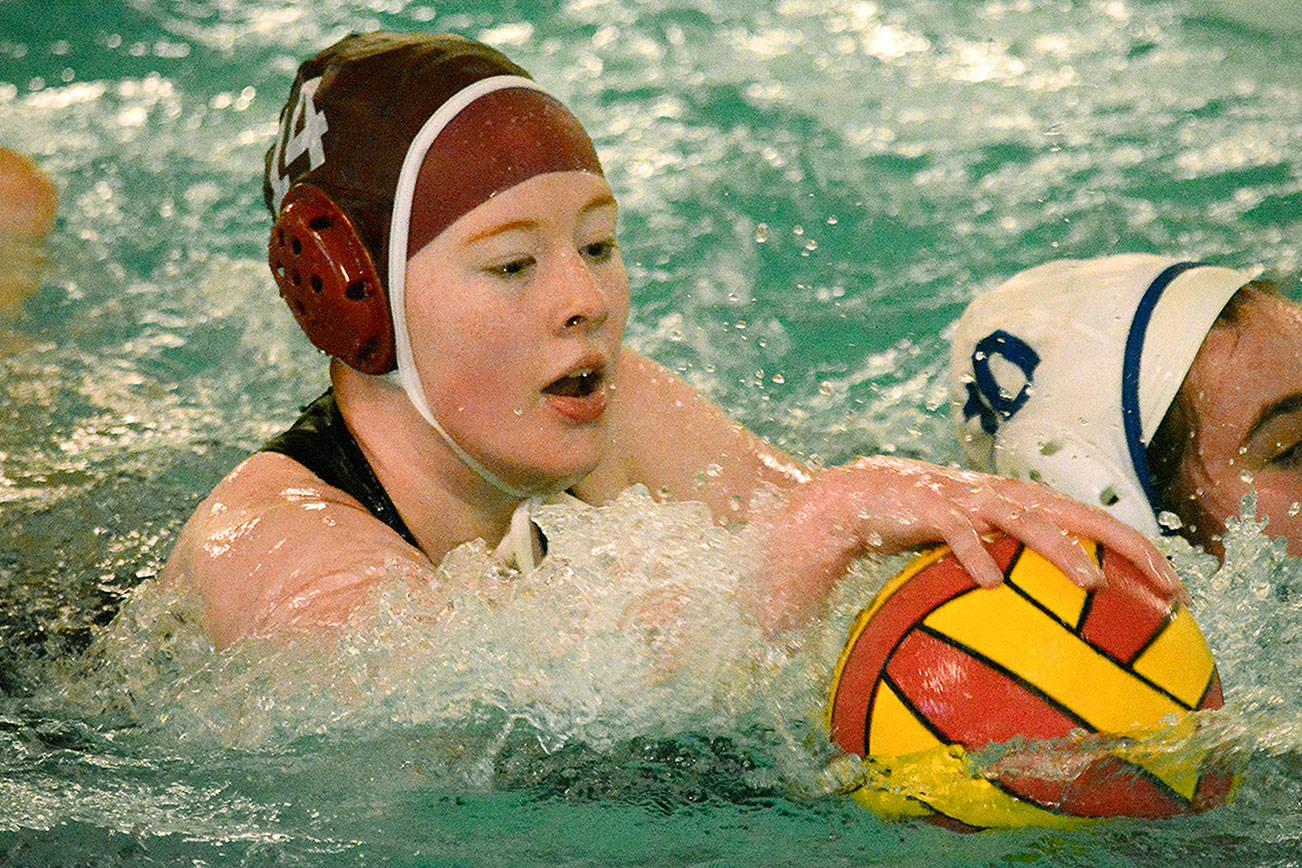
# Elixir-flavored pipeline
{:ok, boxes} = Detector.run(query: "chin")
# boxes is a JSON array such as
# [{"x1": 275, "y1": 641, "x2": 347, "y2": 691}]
[
  {"x1": 507, "y1": 443, "x2": 602, "y2": 493},
  {"x1": 544, "y1": 455, "x2": 602, "y2": 488}
]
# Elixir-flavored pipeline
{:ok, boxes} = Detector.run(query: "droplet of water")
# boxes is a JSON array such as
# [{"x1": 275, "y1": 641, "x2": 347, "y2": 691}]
[{"x1": 1158, "y1": 510, "x2": 1184, "y2": 531}]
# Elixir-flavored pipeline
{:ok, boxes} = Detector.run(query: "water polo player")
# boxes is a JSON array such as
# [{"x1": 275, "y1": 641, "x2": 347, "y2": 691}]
[
  {"x1": 162, "y1": 32, "x2": 1177, "y2": 648},
  {"x1": 952, "y1": 253, "x2": 1302, "y2": 560}
]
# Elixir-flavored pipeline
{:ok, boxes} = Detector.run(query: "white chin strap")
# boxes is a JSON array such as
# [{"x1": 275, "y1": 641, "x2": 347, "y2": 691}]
[{"x1": 383, "y1": 75, "x2": 548, "y2": 502}]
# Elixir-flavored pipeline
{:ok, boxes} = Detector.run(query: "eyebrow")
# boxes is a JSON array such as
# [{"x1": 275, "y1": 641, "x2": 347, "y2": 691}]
[
  {"x1": 464, "y1": 194, "x2": 618, "y2": 245},
  {"x1": 1245, "y1": 392, "x2": 1302, "y2": 443}
]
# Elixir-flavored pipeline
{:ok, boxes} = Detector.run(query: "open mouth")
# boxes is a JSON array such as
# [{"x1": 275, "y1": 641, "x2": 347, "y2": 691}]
[{"x1": 543, "y1": 369, "x2": 602, "y2": 398}]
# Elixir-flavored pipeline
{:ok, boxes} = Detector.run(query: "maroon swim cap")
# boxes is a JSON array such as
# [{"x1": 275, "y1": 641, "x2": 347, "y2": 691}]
[
  {"x1": 406, "y1": 86, "x2": 603, "y2": 258},
  {"x1": 264, "y1": 31, "x2": 604, "y2": 286}
]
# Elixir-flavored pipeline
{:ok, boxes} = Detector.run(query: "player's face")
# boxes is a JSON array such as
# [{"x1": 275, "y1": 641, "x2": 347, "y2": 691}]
[
  {"x1": 402, "y1": 170, "x2": 630, "y2": 493},
  {"x1": 1177, "y1": 291, "x2": 1302, "y2": 558}
]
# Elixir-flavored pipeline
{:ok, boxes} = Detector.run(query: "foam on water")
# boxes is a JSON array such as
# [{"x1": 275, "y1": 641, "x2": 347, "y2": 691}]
[
  {"x1": 50, "y1": 488, "x2": 823, "y2": 757},
  {"x1": 47, "y1": 484, "x2": 1302, "y2": 817}
]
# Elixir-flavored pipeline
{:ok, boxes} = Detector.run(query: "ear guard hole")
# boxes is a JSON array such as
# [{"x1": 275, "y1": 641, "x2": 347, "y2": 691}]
[
  {"x1": 308, "y1": 216, "x2": 333, "y2": 232},
  {"x1": 345, "y1": 279, "x2": 370, "y2": 301},
  {"x1": 291, "y1": 236, "x2": 303, "y2": 256},
  {"x1": 310, "y1": 274, "x2": 324, "y2": 295},
  {"x1": 357, "y1": 335, "x2": 383, "y2": 364}
]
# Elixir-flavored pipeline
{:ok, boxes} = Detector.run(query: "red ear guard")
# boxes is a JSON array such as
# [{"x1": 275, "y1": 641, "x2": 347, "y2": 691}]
[{"x1": 268, "y1": 184, "x2": 396, "y2": 374}]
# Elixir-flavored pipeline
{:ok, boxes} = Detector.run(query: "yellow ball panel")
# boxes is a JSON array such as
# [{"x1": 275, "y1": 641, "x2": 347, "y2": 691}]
[
  {"x1": 848, "y1": 785, "x2": 937, "y2": 820},
  {"x1": 863, "y1": 745, "x2": 1087, "y2": 830},
  {"x1": 1005, "y1": 542, "x2": 1091, "y2": 629},
  {"x1": 923, "y1": 587, "x2": 1186, "y2": 733},
  {"x1": 869, "y1": 680, "x2": 946, "y2": 758},
  {"x1": 1132, "y1": 606, "x2": 1217, "y2": 708},
  {"x1": 1117, "y1": 715, "x2": 1206, "y2": 801}
]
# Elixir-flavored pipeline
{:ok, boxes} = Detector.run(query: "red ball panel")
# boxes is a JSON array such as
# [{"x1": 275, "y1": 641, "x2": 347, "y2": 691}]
[
  {"x1": 1058, "y1": 755, "x2": 1190, "y2": 819},
  {"x1": 829, "y1": 536, "x2": 1022, "y2": 756},
  {"x1": 1199, "y1": 669, "x2": 1224, "y2": 711},
  {"x1": 1079, "y1": 548, "x2": 1175, "y2": 664},
  {"x1": 882, "y1": 629, "x2": 1085, "y2": 752},
  {"x1": 1193, "y1": 768, "x2": 1235, "y2": 811}
]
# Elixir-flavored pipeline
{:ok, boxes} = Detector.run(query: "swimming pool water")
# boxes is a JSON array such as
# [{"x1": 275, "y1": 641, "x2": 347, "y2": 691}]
[{"x1": 2, "y1": 0, "x2": 1301, "y2": 864}]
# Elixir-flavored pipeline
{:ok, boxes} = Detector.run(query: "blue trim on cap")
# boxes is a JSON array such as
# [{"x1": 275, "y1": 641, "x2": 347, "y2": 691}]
[{"x1": 1121, "y1": 260, "x2": 1204, "y2": 527}]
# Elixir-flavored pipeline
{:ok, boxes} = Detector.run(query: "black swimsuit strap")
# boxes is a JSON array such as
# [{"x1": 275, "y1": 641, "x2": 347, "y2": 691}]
[{"x1": 261, "y1": 390, "x2": 420, "y2": 549}]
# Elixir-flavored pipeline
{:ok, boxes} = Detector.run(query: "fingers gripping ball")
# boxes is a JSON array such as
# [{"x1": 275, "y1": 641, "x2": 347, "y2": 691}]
[
  {"x1": 269, "y1": 184, "x2": 395, "y2": 374},
  {"x1": 827, "y1": 535, "x2": 1232, "y2": 830}
]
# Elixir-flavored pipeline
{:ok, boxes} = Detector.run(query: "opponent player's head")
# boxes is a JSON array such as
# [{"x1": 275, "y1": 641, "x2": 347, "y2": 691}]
[
  {"x1": 950, "y1": 254, "x2": 1254, "y2": 543},
  {"x1": 1145, "y1": 280, "x2": 1302, "y2": 558}
]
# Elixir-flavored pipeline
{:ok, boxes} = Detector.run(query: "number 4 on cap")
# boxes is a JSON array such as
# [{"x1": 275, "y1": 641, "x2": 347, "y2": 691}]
[{"x1": 269, "y1": 77, "x2": 329, "y2": 210}]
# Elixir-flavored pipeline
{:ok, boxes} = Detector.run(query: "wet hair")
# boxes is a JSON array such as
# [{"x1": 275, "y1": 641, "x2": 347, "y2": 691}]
[{"x1": 1146, "y1": 279, "x2": 1280, "y2": 543}]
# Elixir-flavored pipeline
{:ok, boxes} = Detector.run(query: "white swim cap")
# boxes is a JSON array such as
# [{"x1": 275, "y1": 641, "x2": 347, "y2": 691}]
[{"x1": 950, "y1": 254, "x2": 1255, "y2": 537}]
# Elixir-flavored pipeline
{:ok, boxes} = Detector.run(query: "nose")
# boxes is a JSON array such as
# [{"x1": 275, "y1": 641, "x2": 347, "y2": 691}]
[{"x1": 552, "y1": 252, "x2": 611, "y2": 336}]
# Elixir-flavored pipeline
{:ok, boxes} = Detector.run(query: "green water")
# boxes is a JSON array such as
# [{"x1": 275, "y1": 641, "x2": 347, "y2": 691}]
[{"x1": 2, "y1": 0, "x2": 1301, "y2": 864}]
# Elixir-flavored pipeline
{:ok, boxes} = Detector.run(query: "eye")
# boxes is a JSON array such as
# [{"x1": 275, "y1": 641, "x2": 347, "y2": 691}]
[
  {"x1": 581, "y1": 238, "x2": 617, "y2": 262},
  {"x1": 487, "y1": 256, "x2": 534, "y2": 278},
  {"x1": 1270, "y1": 441, "x2": 1302, "y2": 469}
]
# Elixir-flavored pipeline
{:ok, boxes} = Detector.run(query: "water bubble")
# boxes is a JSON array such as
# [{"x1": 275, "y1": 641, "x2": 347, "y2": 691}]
[
  {"x1": 753, "y1": 223, "x2": 770, "y2": 243},
  {"x1": 1157, "y1": 510, "x2": 1184, "y2": 531}
]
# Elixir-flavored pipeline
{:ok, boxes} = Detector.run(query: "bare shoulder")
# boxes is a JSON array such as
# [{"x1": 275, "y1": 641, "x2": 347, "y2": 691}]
[{"x1": 162, "y1": 451, "x2": 434, "y2": 647}]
